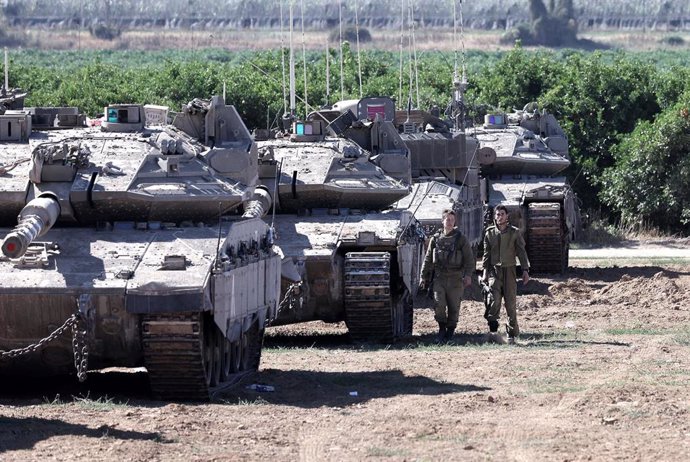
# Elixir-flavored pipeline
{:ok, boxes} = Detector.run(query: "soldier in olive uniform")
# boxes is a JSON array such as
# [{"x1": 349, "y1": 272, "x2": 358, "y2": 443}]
[
  {"x1": 420, "y1": 209, "x2": 474, "y2": 343},
  {"x1": 482, "y1": 205, "x2": 530, "y2": 344}
]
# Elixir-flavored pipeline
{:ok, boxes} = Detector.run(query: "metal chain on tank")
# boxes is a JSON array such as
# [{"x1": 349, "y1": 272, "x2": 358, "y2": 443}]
[
  {"x1": 277, "y1": 282, "x2": 302, "y2": 316},
  {"x1": 71, "y1": 314, "x2": 89, "y2": 382},
  {"x1": 0, "y1": 307, "x2": 89, "y2": 382},
  {"x1": 0, "y1": 314, "x2": 78, "y2": 360}
]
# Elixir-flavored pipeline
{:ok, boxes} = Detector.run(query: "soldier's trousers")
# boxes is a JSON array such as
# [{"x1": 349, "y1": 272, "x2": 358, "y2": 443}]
[
  {"x1": 432, "y1": 272, "x2": 464, "y2": 329},
  {"x1": 487, "y1": 265, "x2": 519, "y2": 337}
]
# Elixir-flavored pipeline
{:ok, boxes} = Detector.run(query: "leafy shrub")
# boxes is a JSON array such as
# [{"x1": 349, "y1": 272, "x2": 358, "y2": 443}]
[{"x1": 599, "y1": 91, "x2": 690, "y2": 232}]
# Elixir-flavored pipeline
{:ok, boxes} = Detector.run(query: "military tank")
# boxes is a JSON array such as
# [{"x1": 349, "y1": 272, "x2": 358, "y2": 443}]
[
  {"x1": 0, "y1": 96, "x2": 282, "y2": 400},
  {"x1": 474, "y1": 104, "x2": 580, "y2": 273},
  {"x1": 255, "y1": 96, "x2": 425, "y2": 342}
]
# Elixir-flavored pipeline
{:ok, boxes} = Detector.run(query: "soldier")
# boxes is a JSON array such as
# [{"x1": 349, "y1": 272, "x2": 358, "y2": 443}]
[
  {"x1": 420, "y1": 209, "x2": 474, "y2": 343},
  {"x1": 482, "y1": 205, "x2": 530, "y2": 344}
]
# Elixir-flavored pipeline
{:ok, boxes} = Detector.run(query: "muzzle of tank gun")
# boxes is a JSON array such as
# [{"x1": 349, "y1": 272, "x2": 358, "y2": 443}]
[
  {"x1": 241, "y1": 187, "x2": 273, "y2": 219},
  {"x1": 1, "y1": 195, "x2": 61, "y2": 259}
]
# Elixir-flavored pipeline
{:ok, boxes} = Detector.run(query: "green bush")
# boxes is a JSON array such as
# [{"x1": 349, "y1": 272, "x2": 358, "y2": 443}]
[
  {"x1": 599, "y1": 92, "x2": 690, "y2": 233},
  {"x1": 3, "y1": 47, "x2": 690, "y2": 231}
]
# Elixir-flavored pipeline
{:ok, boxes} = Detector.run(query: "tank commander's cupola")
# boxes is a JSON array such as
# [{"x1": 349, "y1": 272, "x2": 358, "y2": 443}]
[{"x1": 101, "y1": 104, "x2": 145, "y2": 132}]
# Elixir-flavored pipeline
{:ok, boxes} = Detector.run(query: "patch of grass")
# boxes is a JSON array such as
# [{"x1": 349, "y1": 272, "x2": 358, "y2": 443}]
[
  {"x1": 416, "y1": 433, "x2": 469, "y2": 445},
  {"x1": 576, "y1": 212, "x2": 626, "y2": 247},
  {"x1": 605, "y1": 327, "x2": 665, "y2": 335},
  {"x1": 366, "y1": 446, "x2": 408, "y2": 458},
  {"x1": 576, "y1": 210, "x2": 676, "y2": 248},
  {"x1": 72, "y1": 393, "x2": 129, "y2": 410},
  {"x1": 526, "y1": 377, "x2": 586, "y2": 394},
  {"x1": 41, "y1": 393, "x2": 129, "y2": 409},
  {"x1": 672, "y1": 329, "x2": 690, "y2": 346},
  {"x1": 42, "y1": 394, "x2": 66, "y2": 405},
  {"x1": 232, "y1": 396, "x2": 270, "y2": 406}
]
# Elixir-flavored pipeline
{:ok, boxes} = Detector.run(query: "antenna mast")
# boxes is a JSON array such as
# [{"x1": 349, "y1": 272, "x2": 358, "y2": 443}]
[
  {"x1": 325, "y1": 39, "x2": 331, "y2": 107},
  {"x1": 339, "y1": 0, "x2": 344, "y2": 101},
  {"x1": 398, "y1": 0, "x2": 405, "y2": 107},
  {"x1": 355, "y1": 0, "x2": 363, "y2": 98},
  {"x1": 300, "y1": 0, "x2": 309, "y2": 119},
  {"x1": 408, "y1": 3, "x2": 420, "y2": 109},
  {"x1": 453, "y1": 0, "x2": 468, "y2": 131},
  {"x1": 3, "y1": 48, "x2": 8, "y2": 95},
  {"x1": 289, "y1": 2, "x2": 296, "y2": 120},
  {"x1": 280, "y1": 1, "x2": 287, "y2": 117}
]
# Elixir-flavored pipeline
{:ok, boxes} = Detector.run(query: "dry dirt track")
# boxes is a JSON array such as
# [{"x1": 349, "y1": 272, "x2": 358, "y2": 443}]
[{"x1": 1, "y1": 243, "x2": 690, "y2": 461}]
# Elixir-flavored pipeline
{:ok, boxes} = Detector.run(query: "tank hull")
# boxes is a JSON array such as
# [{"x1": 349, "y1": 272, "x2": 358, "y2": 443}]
[
  {"x1": 0, "y1": 219, "x2": 281, "y2": 399},
  {"x1": 269, "y1": 210, "x2": 423, "y2": 342},
  {"x1": 484, "y1": 177, "x2": 579, "y2": 273}
]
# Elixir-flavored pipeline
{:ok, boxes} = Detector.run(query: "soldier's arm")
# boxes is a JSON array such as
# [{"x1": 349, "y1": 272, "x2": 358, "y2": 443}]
[
  {"x1": 420, "y1": 237, "x2": 435, "y2": 281},
  {"x1": 481, "y1": 231, "x2": 491, "y2": 280},
  {"x1": 460, "y1": 238, "x2": 475, "y2": 278},
  {"x1": 515, "y1": 230, "x2": 530, "y2": 271}
]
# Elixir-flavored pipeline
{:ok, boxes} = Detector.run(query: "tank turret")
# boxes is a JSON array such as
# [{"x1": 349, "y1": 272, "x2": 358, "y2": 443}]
[{"x1": 0, "y1": 95, "x2": 282, "y2": 400}]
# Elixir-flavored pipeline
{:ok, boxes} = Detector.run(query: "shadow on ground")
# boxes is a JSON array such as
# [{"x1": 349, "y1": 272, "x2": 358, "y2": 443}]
[
  {"x1": 0, "y1": 370, "x2": 153, "y2": 404},
  {"x1": 214, "y1": 368, "x2": 490, "y2": 407},
  {"x1": 0, "y1": 415, "x2": 165, "y2": 454}
]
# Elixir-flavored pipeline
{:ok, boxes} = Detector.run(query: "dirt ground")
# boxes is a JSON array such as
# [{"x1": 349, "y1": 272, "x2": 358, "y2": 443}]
[{"x1": 1, "y1": 246, "x2": 690, "y2": 461}]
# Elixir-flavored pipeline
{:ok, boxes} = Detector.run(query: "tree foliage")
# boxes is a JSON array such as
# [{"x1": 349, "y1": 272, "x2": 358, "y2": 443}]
[
  {"x1": 4, "y1": 47, "x2": 690, "y2": 232},
  {"x1": 501, "y1": 0, "x2": 578, "y2": 47},
  {"x1": 599, "y1": 92, "x2": 690, "y2": 232}
]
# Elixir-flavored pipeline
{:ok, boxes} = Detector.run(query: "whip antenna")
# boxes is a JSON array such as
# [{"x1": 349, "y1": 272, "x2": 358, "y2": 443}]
[
  {"x1": 325, "y1": 39, "x2": 331, "y2": 107},
  {"x1": 339, "y1": 0, "x2": 344, "y2": 101},
  {"x1": 289, "y1": 2, "x2": 296, "y2": 119},
  {"x1": 280, "y1": 1, "x2": 287, "y2": 116},
  {"x1": 355, "y1": 0, "x2": 363, "y2": 98},
  {"x1": 300, "y1": 0, "x2": 309, "y2": 119},
  {"x1": 398, "y1": 0, "x2": 405, "y2": 107}
]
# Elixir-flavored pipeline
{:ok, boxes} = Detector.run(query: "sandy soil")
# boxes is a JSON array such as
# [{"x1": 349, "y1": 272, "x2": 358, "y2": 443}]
[{"x1": 1, "y1": 251, "x2": 690, "y2": 461}]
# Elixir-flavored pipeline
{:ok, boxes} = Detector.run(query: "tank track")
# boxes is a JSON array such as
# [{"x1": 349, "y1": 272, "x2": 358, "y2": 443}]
[
  {"x1": 527, "y1": 202, "x2": 568, "y2": 274},
  {"x1": 344, "y1": 252, "x2": 410, "y2": 343},
  {"x1": 142, "y1": 312, "x2": 263, "y2": 400},
  {"x1": 142, "y1": 312, "x2": 209, "y2": 400}
]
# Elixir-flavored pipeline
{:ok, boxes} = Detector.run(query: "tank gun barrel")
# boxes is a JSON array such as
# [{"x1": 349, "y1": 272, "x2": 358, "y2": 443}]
[
  {"x1": 1, "y1": 196, "x2": 61, "y2": 259},
  {"x1": 241, "y1": 187, "x2": 273, "y2": 219}
]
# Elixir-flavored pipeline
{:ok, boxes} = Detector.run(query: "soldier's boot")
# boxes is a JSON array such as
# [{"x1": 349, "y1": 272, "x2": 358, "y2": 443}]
[
  {"x1": 486, "y1": 320, "x2": 503, "y2": 344},
  {"x1": 444, "y1": 326, "x2": 456, "y2": 342},
  {"x1": 436, "y1": 323, "x2": 447, "y2": 344},
  {"x1": 506, "y1": 326, "x2": 517, "y2": 345}
]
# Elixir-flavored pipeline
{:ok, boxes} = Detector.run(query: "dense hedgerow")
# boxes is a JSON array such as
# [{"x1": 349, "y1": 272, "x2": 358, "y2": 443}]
[{"x1": 4, "y1": 47, "x2": 690, "y2": 233}]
